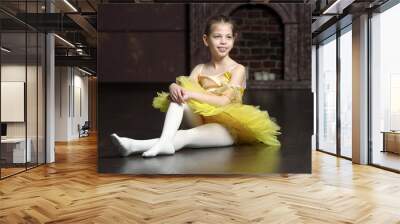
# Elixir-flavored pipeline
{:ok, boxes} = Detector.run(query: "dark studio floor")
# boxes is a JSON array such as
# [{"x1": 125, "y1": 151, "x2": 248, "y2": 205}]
[{"x1": 98, "y1": 83, "x2": 313, "y2": 174}]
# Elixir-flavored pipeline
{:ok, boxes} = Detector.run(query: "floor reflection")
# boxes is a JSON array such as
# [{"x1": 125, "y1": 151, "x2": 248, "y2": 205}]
[{"x1": 100, "y1": 144, "x2": 281, "y2": 174}]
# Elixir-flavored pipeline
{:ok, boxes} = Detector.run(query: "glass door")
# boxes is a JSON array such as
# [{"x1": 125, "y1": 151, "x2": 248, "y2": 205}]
[
  {"x1": 0, "y1": 1, "x2": 47, "y2": 179},
  {"x1": 317, "y1": 35, "x2": 337, "y2": 154}
]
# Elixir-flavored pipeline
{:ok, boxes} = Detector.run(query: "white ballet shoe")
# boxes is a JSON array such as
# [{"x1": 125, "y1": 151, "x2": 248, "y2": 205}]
[{"x1": 142, "y1": 142, "x2": 175, "y2": 157}]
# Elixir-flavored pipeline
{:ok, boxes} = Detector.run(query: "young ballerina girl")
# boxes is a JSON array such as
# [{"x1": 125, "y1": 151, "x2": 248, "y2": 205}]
[{"x1": 111, "y1": 15, "x2": 281, "y2": 157}]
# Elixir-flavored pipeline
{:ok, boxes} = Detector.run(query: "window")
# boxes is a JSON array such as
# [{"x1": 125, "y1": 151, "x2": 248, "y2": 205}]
[
  {"x1": 370, "y1": 2, "x2": 400, "y2": 171},
  {"x1": 317, "y1": 35, "x2": 337, "y2": 154},
  {"x1": 339, "y1": 27, "x2": 352, "y2": 158}
]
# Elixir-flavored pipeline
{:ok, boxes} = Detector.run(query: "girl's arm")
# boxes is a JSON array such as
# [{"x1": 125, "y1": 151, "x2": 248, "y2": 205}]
[
  {"x1": 186, "y1": 91, "x2": 230, "y2": 106},
  {"x1": 185, "y1": 65, "x2": 246, "y2": 106},
  {"x1": 169, "y1": 64, "x2": 203, "y2": 104}
]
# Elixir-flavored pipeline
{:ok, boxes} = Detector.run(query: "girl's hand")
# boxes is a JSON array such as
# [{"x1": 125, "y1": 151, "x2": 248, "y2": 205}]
[
  {"x1": 182, "y1": 90, "x2": 193, "y2": 101},
  {"x1": 169, "y1": 83, "x2": 185, "y2": 104}
]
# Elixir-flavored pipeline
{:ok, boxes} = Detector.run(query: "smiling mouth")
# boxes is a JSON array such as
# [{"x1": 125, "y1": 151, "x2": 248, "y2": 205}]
[{"x1": 217, "y1": 47, "x2": 227, "y2": 52}]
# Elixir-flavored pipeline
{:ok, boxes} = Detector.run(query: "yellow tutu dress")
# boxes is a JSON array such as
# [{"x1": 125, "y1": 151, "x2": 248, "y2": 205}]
[{"x1": 152, "y1": 71, "x2": 281, "y2": 146}]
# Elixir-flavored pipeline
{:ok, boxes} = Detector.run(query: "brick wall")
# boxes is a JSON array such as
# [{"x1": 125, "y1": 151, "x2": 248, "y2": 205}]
[{"x1": 230, "y1": 5, "x2": 284, "y2": 80}]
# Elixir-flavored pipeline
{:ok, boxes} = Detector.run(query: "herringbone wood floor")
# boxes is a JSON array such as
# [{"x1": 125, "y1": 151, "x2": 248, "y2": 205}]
[{"x1": 1, "y1": 134, "x2": 400, "y2": 224}]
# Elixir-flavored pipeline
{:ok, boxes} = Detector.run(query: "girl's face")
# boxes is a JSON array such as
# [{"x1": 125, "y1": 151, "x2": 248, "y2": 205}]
[{"x1": 203, "y1": 22, "x2": 235, "y2": 58}]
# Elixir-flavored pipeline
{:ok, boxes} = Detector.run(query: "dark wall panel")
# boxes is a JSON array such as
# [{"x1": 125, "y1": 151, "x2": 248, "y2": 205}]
[
  {"x1": 98, "y1": 32, "x2": 187, "y2": 82},
  {"x1": 98, "y1": 4, "x2": 187, "y2": 32},
  {"x1": 98, "y1": 3, "x2": 188, "y2": 83}
]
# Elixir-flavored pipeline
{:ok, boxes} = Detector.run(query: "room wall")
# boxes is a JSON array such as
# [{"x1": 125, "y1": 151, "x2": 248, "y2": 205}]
[
  {"x1": 1, "y1": 64, "x2": 42, "y2": 139},
  {"x1": 72, "y1": 72, "x2": 89, "y2": 138},
  {"x1": 55, "y1": 67, "x2": 89, "y2": 141}
]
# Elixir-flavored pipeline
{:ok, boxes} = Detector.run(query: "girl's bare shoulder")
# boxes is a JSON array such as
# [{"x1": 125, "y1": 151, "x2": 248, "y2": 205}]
[
  {"x1": 190, "y1": 64, "x2": 205, "y2": 76},
  {"x1": 188, "y1": 64, "x2": 205, "y2": 80},
  {"x1": 229, "y1": 62, "x2": 245, "y2": 73},
  {"x1": 193, "y1": 63, "x2": 205, "y2": 71}
]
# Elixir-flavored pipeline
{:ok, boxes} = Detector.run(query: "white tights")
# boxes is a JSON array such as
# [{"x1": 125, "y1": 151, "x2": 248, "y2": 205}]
[{"x1": 111, "y1": 102, "x2": 235, "y2": 157}]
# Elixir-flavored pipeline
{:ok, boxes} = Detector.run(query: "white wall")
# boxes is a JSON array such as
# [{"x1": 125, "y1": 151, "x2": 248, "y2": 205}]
[
  {"x1": 1, "y1": 64, "x2": 43, "y2": 137},
  {"x1": 1, "y1": 65, "x2": 26, "y2": 131},
  {"x1": 55, "y1": 66, "x2": 70, "y2": 141},
  {"x1": 73, "y1": 73, "x2": 89, "y2": 137},
  {"x1": 55, "y1": 66, "x2": 89, "y2": 141}
]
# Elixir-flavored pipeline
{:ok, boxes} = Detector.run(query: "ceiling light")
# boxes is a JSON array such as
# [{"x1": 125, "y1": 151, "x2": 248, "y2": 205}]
[
  {"x1": 63, "y1": 0, "x2": 78, "y2": 12},
  {"x1": 322, "y1": 0, "x2": 355, "y2": 15},
  {"x1": 1, "y1": 47, "x2": 11, "y2": 53},
  {"x1": 78, "y1": 67, "x2": 93, "y2": 76},
  {"x1": 54, "y1": 34, "x2": 75, "y2": 48}
]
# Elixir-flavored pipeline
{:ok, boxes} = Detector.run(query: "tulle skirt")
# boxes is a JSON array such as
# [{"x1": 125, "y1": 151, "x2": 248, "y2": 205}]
[{"x1": 152, "y1": 76, "x2": 281, "y2": 146}]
